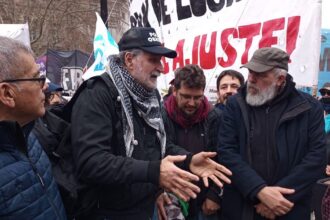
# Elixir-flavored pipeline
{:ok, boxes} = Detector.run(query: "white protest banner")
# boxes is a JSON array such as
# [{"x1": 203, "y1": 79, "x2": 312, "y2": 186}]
[
  {"x1": 0, "y1": 23, "x2": 30, "y2": 47},
  {"x1": 130, "y1": 0, "x2": 321, "y2": 101}
]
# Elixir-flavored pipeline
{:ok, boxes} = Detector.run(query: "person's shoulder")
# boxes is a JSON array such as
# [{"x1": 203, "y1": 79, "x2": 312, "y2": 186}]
[
  {"x1": 79, "y1": 73, "x2": 118, "y2": 98},
  {"x1": 296, "y1": 90, "x2": 323, "y2": 111},
  {"x1": 225, "y1": 93, "x2": 242, "y2": 110},
  {"x1": 296, "y1": 90, "x2": 320, "y2": 104},
  {"x1": 208, "y1": 106, "x2": 222, "y2": 119},
  {"x1": 84, "y1": 73, "x2": 111, "y2": 89}
]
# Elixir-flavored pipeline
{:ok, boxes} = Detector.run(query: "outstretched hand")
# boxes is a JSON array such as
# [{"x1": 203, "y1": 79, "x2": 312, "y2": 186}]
[
  {"x1": 159, "y1": 155, "x2": 200, "y2": 201},
  {"x1": 189, "y1": 152, "x2": 232, "y2": 188}
]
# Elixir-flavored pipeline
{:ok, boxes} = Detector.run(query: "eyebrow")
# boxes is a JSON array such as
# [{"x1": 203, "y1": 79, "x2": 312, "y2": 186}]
[
  {"x1": 220, "y1": 83, "x2": 240, "y2": 86},
  {"x1": 32, "y1": 71, "x2": 41, "y2": 78},
  {"x1": 180, "y1": 93, "x2": 203, "y2": 98}
]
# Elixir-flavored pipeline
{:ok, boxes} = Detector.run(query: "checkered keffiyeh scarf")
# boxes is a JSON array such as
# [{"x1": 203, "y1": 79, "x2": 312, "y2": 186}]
[{"x1": 106, "y1": 55, "x2": 166, "y2": 157}]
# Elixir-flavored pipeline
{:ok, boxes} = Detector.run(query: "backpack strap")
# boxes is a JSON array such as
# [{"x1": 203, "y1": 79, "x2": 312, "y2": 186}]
[
  {"x1": 99, "y1": 72, "x2": 122, "y2": 118},
  {"x1": 99, "y1": 72, "x2": 119, "y2": 100},
  {"x1": 62, "y1": 80, "x2": 89, "y2": 122}
]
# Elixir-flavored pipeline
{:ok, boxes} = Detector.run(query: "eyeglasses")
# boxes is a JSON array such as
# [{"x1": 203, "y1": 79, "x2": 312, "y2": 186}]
[
  {"x1": 178, "y1": 92, "x2": 204, "y2": 102},
  {"x1": 0, "y1": 75, "x2": 46, "y2": 88},
  {"x1": 321, "y1": 90, "x2": 330, "y2": 96},
  {"x1": 48, "y1": 92, "x2": 63, "y2": 101}
]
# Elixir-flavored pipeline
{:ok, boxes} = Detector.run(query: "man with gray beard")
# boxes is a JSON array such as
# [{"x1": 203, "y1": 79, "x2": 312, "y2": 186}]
[
  {"x1": 218, "y1": 47, "x2": 326, "y2": 220},
  {"x1": 70, "y1": 27, "x2": 231, "y2": 220}
]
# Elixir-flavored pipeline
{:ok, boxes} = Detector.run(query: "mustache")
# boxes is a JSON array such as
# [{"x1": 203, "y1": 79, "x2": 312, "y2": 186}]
[
  {"x1": 224, "y1": 92, "x2": 233, "y2": 97},
  {"x1": 151, "y1": 71, "x2": 161, "y2": 77},
  {"x1": 247, "y1": 83, "x2": 259, "y2": 92}
]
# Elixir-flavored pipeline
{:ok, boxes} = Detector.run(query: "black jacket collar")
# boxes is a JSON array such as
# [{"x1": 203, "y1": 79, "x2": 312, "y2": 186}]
[{"x1": 0, "y1": 120, "x2": 34, "y2": 155}]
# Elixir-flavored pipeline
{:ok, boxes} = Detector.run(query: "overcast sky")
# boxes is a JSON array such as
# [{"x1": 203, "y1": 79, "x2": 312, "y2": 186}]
[{"x1": 322, "y1": 0, "x2": 330, "y2": 28}]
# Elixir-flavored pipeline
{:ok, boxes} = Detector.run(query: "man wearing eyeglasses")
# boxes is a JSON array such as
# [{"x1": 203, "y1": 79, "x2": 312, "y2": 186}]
[
  {"x1": 319, "y1": 83, "x2": 330, "y2": 155},
  {"x1": 45, "y1": 82, "x2": 64, "y2": 106},
  {"x1": 319, "y1": 83, "x2": 330, "y2": 115},
  {"x1": 312, "y1": 82, "x2": 330, "y2": 220},
  {"x1": 0, "y1": 36, "x2": 66, "y2": 219},
  {"x1": 157, "y1": 64, "x2": 223, "y2": 220}
]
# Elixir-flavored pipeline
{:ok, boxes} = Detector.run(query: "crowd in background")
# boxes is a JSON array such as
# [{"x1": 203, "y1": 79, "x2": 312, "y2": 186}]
[{"x1": 0, "y1": 26, "x2": 329, "y2": 220}]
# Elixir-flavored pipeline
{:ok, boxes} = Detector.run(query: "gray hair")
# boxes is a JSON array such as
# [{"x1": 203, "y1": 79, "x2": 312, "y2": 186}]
[
  {"x1": 118, "y1": 49, "x2": 144, "y2": 66},
  {"x1": 272, "y1": 67, "x2": 287, "y2": 78},
  {"x1": 0, "y1": 36, "x2": 34, "y2": 81}
]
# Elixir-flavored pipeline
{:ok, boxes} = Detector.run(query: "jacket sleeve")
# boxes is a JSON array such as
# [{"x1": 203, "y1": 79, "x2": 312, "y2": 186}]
[
  {"x1": 161, "y1": 107, "x2": 193, "y2": 171},
  {"x1": 71, "y1": 78, "x2": 160, "y2": 186},
  {"x1": 275, "y1": 98, "x2": 326, "y2": 202},
  {"x1": 218, "y1": 98, "x2": 267, "y2": 201},
  {"x1": 161, "y1": 107, "x2": 189, "y2": 156},
  {"x1": 206, "y1": 108, "x2": 222, "y2": 152},
  {"x1": 204, "y1": 108, "x2": 223, "y2": 203}
]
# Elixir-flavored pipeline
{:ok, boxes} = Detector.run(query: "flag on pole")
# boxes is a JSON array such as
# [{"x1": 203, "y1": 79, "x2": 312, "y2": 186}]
[{"x1": 83, "y1": 12, "x2": 119, "y2": 80}]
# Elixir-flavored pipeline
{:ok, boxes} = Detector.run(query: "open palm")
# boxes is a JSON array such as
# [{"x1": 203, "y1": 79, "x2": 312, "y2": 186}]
[{"x1": 190, "y1": 152, "x2": 232, "y2": 188}]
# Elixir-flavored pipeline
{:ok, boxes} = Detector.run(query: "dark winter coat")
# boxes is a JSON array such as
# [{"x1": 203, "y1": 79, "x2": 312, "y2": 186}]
[
  {"x1": 218, "y1": 78, "x2": 326, "y2": 220},
  {"x1": 0, "y1": 121, "x2": 66, "y2": 220},
  {"x1": 71, "y1": 73, "x2": 188, "y2": 220},
  {"x1": 162, "y1": 106, "x2": 223, "y2": 216}
]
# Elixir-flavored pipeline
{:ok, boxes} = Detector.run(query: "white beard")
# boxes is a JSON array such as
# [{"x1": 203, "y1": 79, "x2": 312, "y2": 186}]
[{"x1": 246, "y1": 82, "x2": 277, "y2": 106}]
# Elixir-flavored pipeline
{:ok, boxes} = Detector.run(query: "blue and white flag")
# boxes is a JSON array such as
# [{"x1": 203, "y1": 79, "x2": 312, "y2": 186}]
[{"x1": 83, "y1": 12, "x2": 119, "y2": 80}]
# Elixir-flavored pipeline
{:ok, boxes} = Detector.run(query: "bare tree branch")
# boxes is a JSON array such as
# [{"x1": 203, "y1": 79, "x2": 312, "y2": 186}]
[{"x1": 31, "y1": 0, "x2": 55, "y2": 44}]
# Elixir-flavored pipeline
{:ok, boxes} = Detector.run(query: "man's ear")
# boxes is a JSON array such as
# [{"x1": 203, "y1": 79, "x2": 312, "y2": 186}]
[
  {"x1": 172, "y1": 87, "x2": 177, "y2": 97},
  {"x1": 216, "y1": 90, "x2": 221, "y2": 99},
  {"x1": 124, "y1": 52, "x2": 134, "y2": 71},
  {"x1": 277, "y1": 74, "x2": 286, "y2": 87},
  {"x1": 0, "y1": 84, "x2": 16, "y2": 108}
]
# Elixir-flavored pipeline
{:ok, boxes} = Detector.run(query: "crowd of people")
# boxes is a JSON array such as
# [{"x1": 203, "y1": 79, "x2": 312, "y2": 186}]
[{"x1": 0, "y1": 26, "x2": 329, "y2": 220}]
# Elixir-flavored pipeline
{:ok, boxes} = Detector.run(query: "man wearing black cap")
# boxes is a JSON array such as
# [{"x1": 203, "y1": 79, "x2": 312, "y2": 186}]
[
  {"x1": 70, "y1": 27, "x2": 231, "y2": 219},
  {"x1": 218, "y1": 47, "x2": 326, "y2": 220}
]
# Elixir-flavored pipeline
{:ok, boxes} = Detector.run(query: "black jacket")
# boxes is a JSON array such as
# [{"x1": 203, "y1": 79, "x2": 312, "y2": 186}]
[
  {"x1": 218, "y1": 76, "x2": 326, "y2": 220},
  {"x1": 162, "y1": 106, "x2": 222, "y2": 215},
  {"x1": 71, "y1": 73, "x2": 187, "y2": 219}
]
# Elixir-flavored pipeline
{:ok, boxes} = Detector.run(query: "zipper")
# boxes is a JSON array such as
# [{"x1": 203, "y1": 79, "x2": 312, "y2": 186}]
[
  {"x1": 28, "y1": 157, "x2": 62, "y2": 219},
  {"x1": 36, "y1": 172, "x2": 45, "y2": 187},
  {"x1": 265, "y1": 106, "x2": 271, "y2": 182},
  {"x1": 266, "y1": 106, "x2": 270, "y2": 114}
]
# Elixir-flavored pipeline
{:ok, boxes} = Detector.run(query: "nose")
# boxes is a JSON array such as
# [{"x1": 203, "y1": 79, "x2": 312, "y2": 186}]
[
  {"x1": 157, "y1": 59, "x2": 164, "y2": 73},
  {"x1": 248, "y1": 73, "x2": 257, "y2": 83},
  {"x1": 187, "y1": 98, "x2": 195, "y2": 106},
  {"x1": 226, "y1": 86, "x2": 234, "y2": 93},
  {"x1": 42, "y1": 82, "x2": 48, "y2": 92}
]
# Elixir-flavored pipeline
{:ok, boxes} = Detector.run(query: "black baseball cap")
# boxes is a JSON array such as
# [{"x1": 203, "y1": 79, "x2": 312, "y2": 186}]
[
  {"x1": 118, "y1": 27, "x2": 177, "y2": 58},
  {"x1": 242, "y1": 47, "x2": 290, "y2": 72}
]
